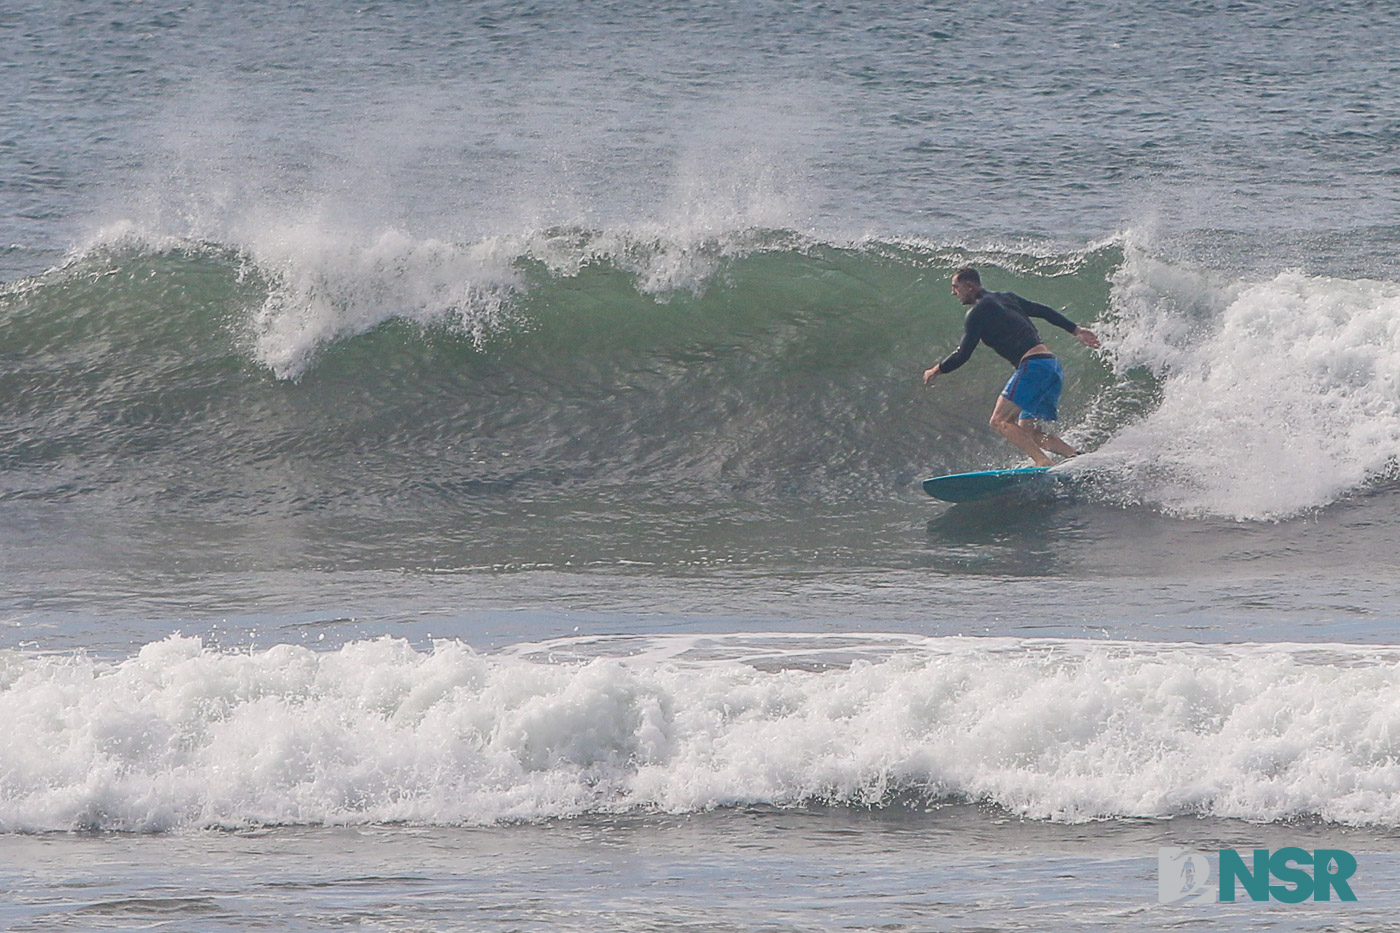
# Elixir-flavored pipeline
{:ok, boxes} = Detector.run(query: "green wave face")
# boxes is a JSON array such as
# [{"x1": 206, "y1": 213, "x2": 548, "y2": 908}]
[{"x1": 0, "y1": 234, "x2": 1125, "y2": 511}]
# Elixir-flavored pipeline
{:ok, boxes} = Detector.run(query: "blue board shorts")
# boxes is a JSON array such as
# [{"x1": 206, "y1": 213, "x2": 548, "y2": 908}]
[{"x1": 1002, "y1": 355, "x2": 1063, "y2": 422}]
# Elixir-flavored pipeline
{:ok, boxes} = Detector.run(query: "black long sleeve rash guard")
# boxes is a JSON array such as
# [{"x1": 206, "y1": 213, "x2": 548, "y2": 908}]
[{"x1": 937, "y1": 291, "x2": 1080, "y2": 373}]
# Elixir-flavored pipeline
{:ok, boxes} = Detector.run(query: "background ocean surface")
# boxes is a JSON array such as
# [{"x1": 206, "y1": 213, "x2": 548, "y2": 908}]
[{"x1": 4, "y1": 1, "x2": 1400, "y2": 930}]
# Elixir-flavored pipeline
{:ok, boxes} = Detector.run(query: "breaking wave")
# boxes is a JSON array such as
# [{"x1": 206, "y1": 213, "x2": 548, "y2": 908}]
[
  {"x1": 5, "y1": 633, "x2": 1400, "y2": 832},
  {"x1": 2, "y1": 226, "x2": 1397, "y2": 519}
]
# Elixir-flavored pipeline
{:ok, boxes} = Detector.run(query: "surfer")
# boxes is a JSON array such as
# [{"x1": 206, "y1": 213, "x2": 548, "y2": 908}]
[{"x1": 923, "y1": 266, "x2": 1100, "y2": 467}]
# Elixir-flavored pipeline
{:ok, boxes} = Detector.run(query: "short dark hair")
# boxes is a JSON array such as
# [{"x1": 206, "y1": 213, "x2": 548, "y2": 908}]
[{"x1": 952, "y1": 266, "x2": 981, "y2": 285}]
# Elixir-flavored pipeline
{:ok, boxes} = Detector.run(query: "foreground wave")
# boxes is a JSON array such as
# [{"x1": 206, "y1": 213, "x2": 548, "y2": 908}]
[{"x1": 4, "y1": 633, "x2": 1400, "y2": 832}]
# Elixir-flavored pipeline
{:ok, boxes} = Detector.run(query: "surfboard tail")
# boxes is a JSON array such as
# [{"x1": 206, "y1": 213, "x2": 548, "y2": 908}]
[{"x1": 921, "y1": 467, "x2": 1054, "y2": 503}]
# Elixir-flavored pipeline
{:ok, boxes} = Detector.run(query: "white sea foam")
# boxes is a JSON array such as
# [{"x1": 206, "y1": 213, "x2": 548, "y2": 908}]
[
  {"x1": 77, "y1": 81, "x2": 823, "y2": 381},
  {"x1": 243, "y1": 224, "x2": 807, "y2": 380},
  {"x1": 5, "y1": 634, "x2": 1400, "y2": 833},
  {"x1": 71, "y1": 218, "x2": 800, "y2": 381},
  {"x1": 245, "y1": 225, "x2": 527, "y2": 380},
  {"x1": 1085, "y1": 240, "x2": 1400, "y2": 519}
]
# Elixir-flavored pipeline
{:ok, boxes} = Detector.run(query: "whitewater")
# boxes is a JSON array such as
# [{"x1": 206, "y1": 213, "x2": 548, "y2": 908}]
[{"x1": 7, "y1": 633, "x2": 1400, "y2": 833}]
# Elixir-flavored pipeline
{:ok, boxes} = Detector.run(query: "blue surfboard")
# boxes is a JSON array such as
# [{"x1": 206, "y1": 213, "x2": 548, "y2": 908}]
[{"x1": 921, "y1": 466, "x2": 1060, "y2": 503}]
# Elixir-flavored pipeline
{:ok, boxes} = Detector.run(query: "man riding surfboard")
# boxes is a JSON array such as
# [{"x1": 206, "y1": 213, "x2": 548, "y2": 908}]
[{"x1": 923, "y1": 266, "x2": 1100, "y2": 467}]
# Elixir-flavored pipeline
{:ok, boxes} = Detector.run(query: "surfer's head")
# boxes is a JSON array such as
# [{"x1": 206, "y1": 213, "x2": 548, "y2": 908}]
[{"x1": 951, "y1": 266, "x2": 983, "y2": 305}]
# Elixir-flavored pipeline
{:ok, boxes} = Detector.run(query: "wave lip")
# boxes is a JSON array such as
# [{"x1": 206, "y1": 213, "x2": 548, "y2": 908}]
[
  {"x1": 249, "y1": 226, "x2": 528, "y2": 381},
  {"x1": 4, "y1": 634, "x2": 1400, "y2": 833}
]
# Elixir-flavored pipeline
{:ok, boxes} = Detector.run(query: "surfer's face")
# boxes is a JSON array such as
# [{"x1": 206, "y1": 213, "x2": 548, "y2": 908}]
[{"x1": 951, "y1": 277, "x2": 981, "y2": 305}]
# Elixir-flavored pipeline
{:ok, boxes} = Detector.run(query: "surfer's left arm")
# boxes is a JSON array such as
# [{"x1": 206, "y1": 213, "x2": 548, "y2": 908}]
[{"x1": 1019, "y1": 297, "x2": 1100, "y2": 349}]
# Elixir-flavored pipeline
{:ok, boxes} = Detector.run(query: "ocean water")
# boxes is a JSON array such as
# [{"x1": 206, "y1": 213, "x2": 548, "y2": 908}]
[{"x1": 4, "y1": 1, "x2": 1400, "y2": 930}]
